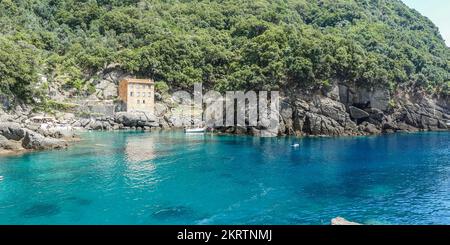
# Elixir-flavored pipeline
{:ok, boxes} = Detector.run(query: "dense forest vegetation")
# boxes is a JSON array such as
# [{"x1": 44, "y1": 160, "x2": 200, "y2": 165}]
[{"x1": 0, "y1": 0, "x2": 449, "y2": 103}]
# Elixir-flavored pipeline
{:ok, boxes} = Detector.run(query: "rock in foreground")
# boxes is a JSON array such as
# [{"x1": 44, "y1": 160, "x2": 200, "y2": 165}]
[
  {"x1": 0, "y1": 122, "x2": 69, "y2": 155},
  {"x1": 21, "y1": 129, "x2": 67, "y2": 150},
  {"x1": 331, "y1": 217, "x2": 362, "y2": 225},
  {"x1": 114, "y1": 111, "x2": 159, "y2": 128}
]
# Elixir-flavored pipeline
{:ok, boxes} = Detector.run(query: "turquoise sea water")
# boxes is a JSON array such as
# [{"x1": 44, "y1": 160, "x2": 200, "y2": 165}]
[{"x1": 0, "y1": 131, "x2": 449, "y2": 224}]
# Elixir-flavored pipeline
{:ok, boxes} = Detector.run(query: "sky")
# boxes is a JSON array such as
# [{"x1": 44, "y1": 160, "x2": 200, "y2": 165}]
[{"x1": 401, "y1": 0, "x2": 450, "y2": 46}]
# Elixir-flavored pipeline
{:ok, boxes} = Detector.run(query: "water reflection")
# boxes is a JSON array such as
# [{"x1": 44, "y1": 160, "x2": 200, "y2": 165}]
[
  {"x1": 124, "y1": 135, "x2": 156, "y2": 164},
  {"x1": 123, "y1": 135, "x2": 157, "y2": 186}
]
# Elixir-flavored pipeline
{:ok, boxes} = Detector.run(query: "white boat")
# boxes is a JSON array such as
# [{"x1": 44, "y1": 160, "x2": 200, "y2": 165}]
[
  {"x1": 291, "y1": 143, "x2": 300, "y2": 148},
  {"x1": 185, "y1": 127, "x2": 206, "y2": 133}
]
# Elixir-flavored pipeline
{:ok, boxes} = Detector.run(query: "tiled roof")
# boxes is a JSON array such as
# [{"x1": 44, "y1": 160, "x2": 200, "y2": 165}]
[{"x1": 123, "y1": 78, "x2": 154, "y2": 84}]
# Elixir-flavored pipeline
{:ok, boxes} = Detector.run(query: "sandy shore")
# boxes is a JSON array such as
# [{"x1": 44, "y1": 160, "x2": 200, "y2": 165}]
[{"x1": 0, "y1": 148, "x2": 28, "y2": 157}]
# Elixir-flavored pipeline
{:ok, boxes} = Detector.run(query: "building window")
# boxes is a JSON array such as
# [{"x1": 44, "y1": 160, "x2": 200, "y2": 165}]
[
  {"x1": 148, "y1": 92, "x2": 151, "y2": 97},
  {"x1": 130, "y1": 92, "x2": 133, "y2": 97},
  {"x1": 137, "y1": 100, "x2": 140, "y2": 104},
  {"x1": 137, "y1": 92, "x2": 140, "y2": 97},
  {"x1": 143, "y1": 100, "x2": 146, "y2": 104}
]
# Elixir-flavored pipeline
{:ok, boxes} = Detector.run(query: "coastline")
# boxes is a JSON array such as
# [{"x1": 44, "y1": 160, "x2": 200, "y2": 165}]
[
  {"x1": 0, "y1": 132, "x2": 82, "y2": 157},
  {"x1": 0, "y1": 148, "x2": 26, "y2": 157},
  {"x1": 1, "y1": 90, "x2": 449, "y2": 157},
  {"x1": 1, "y1": 125, "x2": 447, "y2": 157}
]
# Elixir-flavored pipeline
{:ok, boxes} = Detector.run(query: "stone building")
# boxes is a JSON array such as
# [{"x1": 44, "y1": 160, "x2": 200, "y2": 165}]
[{"x1": 118, "y1": 78, "x2": 155, "y2": 114}]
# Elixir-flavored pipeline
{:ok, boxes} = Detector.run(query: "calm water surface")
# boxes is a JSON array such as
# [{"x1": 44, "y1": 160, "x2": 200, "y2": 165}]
[{"x1": 0, "y1": 131, "x2": 449, "y2": 224}]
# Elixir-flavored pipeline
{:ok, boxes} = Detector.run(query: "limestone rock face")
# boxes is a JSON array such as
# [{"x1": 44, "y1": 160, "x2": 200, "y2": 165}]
[
  {"x1": 90, "y1": 120, "x2": 105, "y2": 130},
  {"x1": 365, "y1": 108, "x2": 385, "y2": 123},
  {"x1": 115, "y1": 112, "x2": 158, "y2": 127},
  {"x1": 259, "y1": 128, "x2": 279, "y2": 137},
  {"x1": 349, "y1": 106, "x2": 370, "y2": 120},
  {"x1": 279, "y1": 101, "x2": 294, "y2": 135},
  {"x1": 303, "y1": 112, "x2": 345, "y2": 136},
  {"x1": 0, "y1": 112, "x2": 14, "y2": 122},
  {"x1": 154, "y1": 103, "x2": 169, "y2": 117},
  {"x1": 0, "y1": 135, "x2": 22, "y2": 150},
  {"x1": 355, "y1": 87, "x2": 390, "y2": 111},
  {"x1": 35, "y1": 124, "x2": 75, "y2": 139},
  {"x1": 326, "y1": 83, "x2": 340, "y2": 101},
  {"x1": 0, "y1": 135, "x2": 9, "y2": 147},
  {"x1": 3, "y1": 71, "x2": 448, "y2": 139},
  {"x1": 234, "y1": 126, "x2": 248, "y2": 135},
  {"x1": 338, "y1": 85, "x2": 390, "y2": 111},
  {"x1": 21, "y1": 129, "x2": 67, "y2": 150},
  {"x1": 0, "y1": 94, "x2": 12, "y2": 110},
  {"x1": 168, "y1": 114, "x2": 192, "y2": 128},
  {"x1": 395, "y1": 96, "x2": 448, "y2": 131},
  {"x1": 1, "y1": 117, "x2": 74, "y2": 154},
  {"x1": 0, "y1": 122, "x2": 25, "y2": 140},
  {"x1": 359, "y1": 122, "x2": 381, "y2": 134},
  {"x1": 159, "y1": 118, "x2": 171, "y2": 129},
  {"x1": 282, "y1": 97, "x2": 355, "y2": 136},
  {"x1": 316, "y1": 97, "x2": 347, "y2": 124},
  {"x1": 249, "y1": 127, "x2": 278, "y2": 137},
  {"x1": 95, "y1": 80, "x2": 118, "y2": 99},
  {"x1": 303, "y1": 87, "x2": 448, "y2": 136}
]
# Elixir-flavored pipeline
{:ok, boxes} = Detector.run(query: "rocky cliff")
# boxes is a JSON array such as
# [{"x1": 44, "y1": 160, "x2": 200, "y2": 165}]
[
  {"x1": 0, "y1": 121, "x2": 70, "y2": 155},
  {"x1": 277, "y1": 86, "x2": 449, "y2": 137},
  {"x1": 1, "y1": 67, "x2": 449, "y2": 155}
]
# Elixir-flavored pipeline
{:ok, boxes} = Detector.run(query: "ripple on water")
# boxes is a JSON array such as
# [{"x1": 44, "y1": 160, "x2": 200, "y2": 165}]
[
  {"x1": 66, "y1": 197, "x2": 93, "y2": 206},
  {"x1": 219, "y1": 173, "x2": 233, "y2": 178},
  {"x1": 152, "y1": 206, "x2": 193, "y2": 220},
  {"x1": 1, "y1": 131, "x2": 448, "y2": 224},
  {"x1": 21, "y1": 203, "x2": 60, "y2": 218}
]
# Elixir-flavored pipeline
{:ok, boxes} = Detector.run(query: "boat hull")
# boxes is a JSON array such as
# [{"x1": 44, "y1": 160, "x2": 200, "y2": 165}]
[{"x1": 185, "y1": 128, "x2": 206, "y2": 133}]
